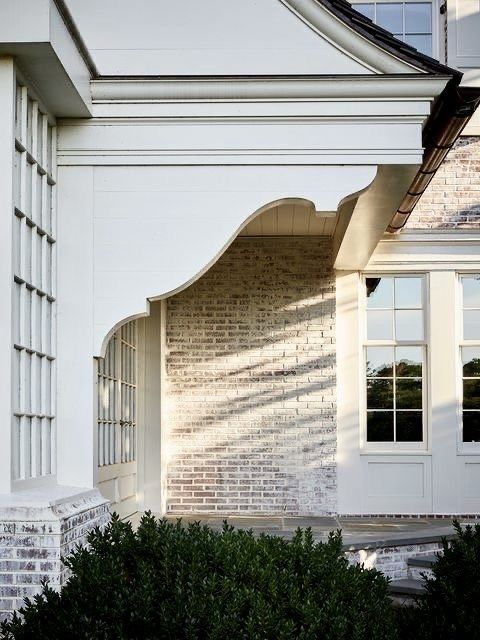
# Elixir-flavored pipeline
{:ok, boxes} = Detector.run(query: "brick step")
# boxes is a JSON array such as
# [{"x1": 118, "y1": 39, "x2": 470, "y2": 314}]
[
  {"x1": 388, "y1": 578, "x2": 426, "y2": 606},
  {"x1": 407, "y1": 554, "x2": 438, "y2": 580},
  {"x1": 388, "y1": 578, "x2": 426, "y2": 597},
  {"x1": 407, "y1": 555, "x2": 438, "y2": 569}
]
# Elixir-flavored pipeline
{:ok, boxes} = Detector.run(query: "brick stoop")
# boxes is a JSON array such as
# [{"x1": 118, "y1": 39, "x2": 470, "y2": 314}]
[{"x1": 0, "y1": 487, "x2": 109, "y2": 620}]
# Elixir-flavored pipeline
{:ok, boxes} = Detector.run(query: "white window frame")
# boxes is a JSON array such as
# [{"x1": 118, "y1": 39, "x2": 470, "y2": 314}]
[
  {"x1": 349, "y1": 0, "x2": 444, "y2": 63},
  {"x1": 97, "y1": 321, "x2": 137, "y2": 468},
  {"x1": 360, "y1": 273, "x2": 429, "y2": 453},
  {"x1": 457, "y1": 272, "x2": 480, "y2": 454},
  {"x1": 12, "y1": 71, "x2": 57, "y2": 489}
]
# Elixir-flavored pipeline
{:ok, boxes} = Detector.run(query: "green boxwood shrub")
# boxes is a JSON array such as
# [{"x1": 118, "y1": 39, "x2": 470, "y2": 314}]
[
  {"x1": 1, "y1": 513, "x2": 397, "y2": 640},
  {"x1": 398, "y1": 520, "x2": 480, "y2": 640}
]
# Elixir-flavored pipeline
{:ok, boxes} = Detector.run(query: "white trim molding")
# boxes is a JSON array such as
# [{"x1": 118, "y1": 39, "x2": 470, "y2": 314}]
[{"x1": 90, "y1": 75, "x2": 449, "y2": 103}]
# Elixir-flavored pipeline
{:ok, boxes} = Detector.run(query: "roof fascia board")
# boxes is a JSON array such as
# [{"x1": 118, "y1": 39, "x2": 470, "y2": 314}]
[
  {"x1": 280, "y1": 0, "x2": 425, "y2": 75},
  {"x1": 90, "y1": 75, "x2": 450, "y2": 103}
]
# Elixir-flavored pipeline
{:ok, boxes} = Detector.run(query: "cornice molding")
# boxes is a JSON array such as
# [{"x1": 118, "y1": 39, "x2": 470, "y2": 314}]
[{"x1": 91, "y1": 75, "x2": 450, "y2": 103}]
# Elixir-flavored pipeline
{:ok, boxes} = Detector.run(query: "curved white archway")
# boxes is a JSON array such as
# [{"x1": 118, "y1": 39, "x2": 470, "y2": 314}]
[
  {"x1": 91, "y1": 164, "x2": 377, "y2": 356},
  {"x1": 98, "y1": 196, "x2": 326, "y2": 356}
]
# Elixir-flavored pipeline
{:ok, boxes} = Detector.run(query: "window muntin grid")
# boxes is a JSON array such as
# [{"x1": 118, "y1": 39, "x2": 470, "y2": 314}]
[
  {"x1": 12, "y1": 82, "x2": 56, "y2": 482},
  {"x1": 364, "y1": 276, "x2": 426, "y2": 445},
  {"x1": 97, "y1": 321, "x2": 137, "y2": 467},
  {"x1": 353, "y1": 2, "x2": 433, "y2": 56},
  {"x1": 460, "y1": 276, "x2": 480, "y2": 444}
]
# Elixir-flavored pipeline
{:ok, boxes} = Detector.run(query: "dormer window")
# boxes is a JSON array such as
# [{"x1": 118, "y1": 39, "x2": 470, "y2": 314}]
[{"x1": 352, "y1": 1, "x2": 434, "y2": 57}]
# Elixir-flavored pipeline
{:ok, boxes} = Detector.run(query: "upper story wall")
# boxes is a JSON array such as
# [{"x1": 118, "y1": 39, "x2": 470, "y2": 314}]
[{"x1": 64, "y1": 0, "x2": 374, "y2": 75}]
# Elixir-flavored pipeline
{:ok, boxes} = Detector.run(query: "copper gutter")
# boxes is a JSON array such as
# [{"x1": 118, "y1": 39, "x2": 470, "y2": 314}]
[{"x1": 388, "y1": 84, "x2": 480, "y2": 232}]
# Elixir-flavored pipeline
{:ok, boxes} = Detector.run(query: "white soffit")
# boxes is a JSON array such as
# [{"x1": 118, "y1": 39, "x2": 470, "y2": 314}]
[
  {"x1": 65, "y1": 0, "x2": 424, "y2": 76},
  {"x1": 239, "y1": 203, "x2": 337, "y2": 236}
]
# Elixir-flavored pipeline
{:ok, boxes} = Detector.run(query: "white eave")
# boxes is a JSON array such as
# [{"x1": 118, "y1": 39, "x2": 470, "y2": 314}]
[{"x1": 0, "y1": 0, "x2": 93, "y2": 117}]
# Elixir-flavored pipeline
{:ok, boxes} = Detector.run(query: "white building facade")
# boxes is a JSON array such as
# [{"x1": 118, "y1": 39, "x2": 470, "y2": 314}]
[{"x1": 0, "y1": 0, "x2": 480, "y2": 616}]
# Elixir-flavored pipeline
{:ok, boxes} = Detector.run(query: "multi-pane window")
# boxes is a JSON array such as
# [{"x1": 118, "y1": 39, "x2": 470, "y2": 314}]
[
  {"x1": 12, "y1": 81, "x2": 56, "y2": 482},
  {"x1": 97, "y1": 322, "x2": 137, "y2": 466},
  {"x1": 354, "y1": 1, "x2": 433, "y2": 56},
  {"x1": 460, "y1": 276, "x2": 480, "y2": 443},
  {"x1": 364, "y1": 276, "x2": 426, "y2": 444}
]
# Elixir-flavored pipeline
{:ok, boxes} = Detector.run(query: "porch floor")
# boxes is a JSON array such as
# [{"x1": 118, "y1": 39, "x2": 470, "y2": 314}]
[{"x1": 128, "y1": 513, "x2": 479, "y2": 550}]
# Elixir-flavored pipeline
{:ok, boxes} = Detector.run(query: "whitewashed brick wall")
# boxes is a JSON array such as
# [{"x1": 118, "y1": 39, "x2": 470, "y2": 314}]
[
  {"x1": 0, "y1": 492, "x2": 109, "y2": 620},
  {"x1": 407, "y1": 136, "x2": 480, "y2": 229},
  {"x1": 345, "y1": 541, "x2": 445, "y2": 579},
  {"x1": 166, "y1": 237, "x2": 336, "y2": 516}
]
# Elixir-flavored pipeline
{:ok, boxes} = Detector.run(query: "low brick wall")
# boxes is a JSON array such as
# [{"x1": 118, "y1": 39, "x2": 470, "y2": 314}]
[
  {"x1": 166, "y1": 237, "x2": 336, "y2": 516},
  {"x1": 0, "y1": 490, "x2": 109, "y2": 620},
  {"x1": 345, "y1": 541, "x2": 445, "y2": 579}
]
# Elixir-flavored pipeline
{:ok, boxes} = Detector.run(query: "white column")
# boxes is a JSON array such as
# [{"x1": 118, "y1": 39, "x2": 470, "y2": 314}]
[
  {"x1": 336, "y1": 270, "x2": 363, "y2": 514},
  {"x1": 56, "y1": 166, "x2": 96, "y2": 488},
  {"x1": 429, "y1": 270, "x2": 459, "y2": 513},
  {"x1": 137, "y1": 300, "x2": 165, "y2": 513},
  {"x1": 0, "y1": 58, "x2": 15, "y2": 493}
]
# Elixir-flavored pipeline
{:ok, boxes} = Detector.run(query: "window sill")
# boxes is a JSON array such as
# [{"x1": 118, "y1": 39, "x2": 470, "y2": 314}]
[{"x1": 360, "y1": 449, "x2": 431, "y2": 456}]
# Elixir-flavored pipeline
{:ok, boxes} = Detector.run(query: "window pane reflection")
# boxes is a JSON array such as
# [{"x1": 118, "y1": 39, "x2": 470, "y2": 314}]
[
  {"x1": 405, "y1": 3, "x2": 431, "y2": 32},
  {"x1": 396, "y1": 346, "x2": 422, "y2": 376},
  {"x1": 376, "y1": 3, "x2": 403, "y2": 32},
  {"x1": 463, "y1": 413, "x2": 480, "y2": 442},
  {"x1": 396, "y1": 379, "x2": 423, "y2": 409},
  {"x1": 464, "y1": 310, "x2": 480, "y2": 341},
  {"x1": 463, "y1": 380, "x2": 480, "y2": 410},
  {"x1": 367, "y1": 411, "x2": 394, "y2": 441},
  {"x1": 395, "y1": 310, "x2": 424, "y2": 341},
  {"x1": 404, "y1": 34, "x2": 432, "y2": 55},
  {"x1": 462, "y1": 277, "x2": 480, "y2": 308},
  {"x1": 366, "y1": 277, "x2": 393, "y2": 308},
  {"x1": 367, "y1": 379, "x2": 394, "y2": 409},
  {"x1": 356, "y1": 3, "x2": 375, "y2": 19},
  {"x1": 395, "y1": 277, "x2": 422, "y2": 308},
  {"x1": 368, "y1": 310, "x2": 394, "y2": 340},
  {"x1": 396, "y1": 412, "x2": 423, "y2": 442},
  {"x1": 462, "y1": 347, "x2": 480, "y2": 377},
  {"x1": 366, "y1": 347, "x2": 394, "y2": 377}
]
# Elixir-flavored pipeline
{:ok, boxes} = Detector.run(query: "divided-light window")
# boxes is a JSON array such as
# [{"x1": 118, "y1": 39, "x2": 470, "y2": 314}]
[
  {"x1": 460, "y1": 275, "x2": 480, "y2": 444},
  {"x1": 353, "y1": 1, "x2": 433, "y2": 56},
  {"x1": 97, "y1": 322, "x2": 137, "y2": 467},
  {"x1": 12, "y1": 81, "x2": 56, "y2": 483},
  {"x1": 364, "y1": 276, "x2": 426, "y2": 445}
]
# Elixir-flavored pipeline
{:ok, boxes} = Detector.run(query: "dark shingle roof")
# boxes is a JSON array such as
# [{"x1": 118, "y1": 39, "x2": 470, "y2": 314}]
[
  {"x1": 318, "y1": 0, "x2": 461, "y2": 78},
  {"x1": 315, "y1": 0, "x2": 480, "y2": 230}
]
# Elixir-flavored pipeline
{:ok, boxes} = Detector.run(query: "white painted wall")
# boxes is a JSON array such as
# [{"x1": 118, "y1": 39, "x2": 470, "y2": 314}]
[
  {"x1": 65, "y1": 0, "x2": 373, "y2": 76},
  {"x1": 56, "y1": 166, "x2": 96, "y2": 489},
  {"x1": 337, "y1": 233, "x2": 480, "y2": 514},
  {"x1": 448, "y1": 0, "x2": 480, "y2": 86}
]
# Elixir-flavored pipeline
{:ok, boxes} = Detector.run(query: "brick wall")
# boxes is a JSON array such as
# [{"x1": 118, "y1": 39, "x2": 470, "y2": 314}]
[
  {"x1": 406, "y1": 136, "x2": 480, "y2": 229},
  {"x1": 165, "y1": 237, "x2": 336, "y2": 516},
  {"x1": 0, "y1": 491, "x2": 109, "y2": 620},
  {"x1": 345, "y1": 540, "x2": 445, "y2": 579}
]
